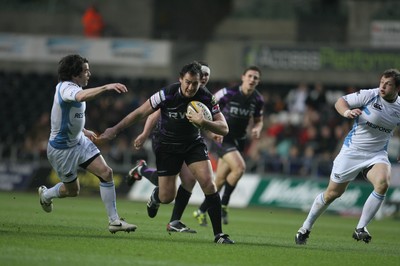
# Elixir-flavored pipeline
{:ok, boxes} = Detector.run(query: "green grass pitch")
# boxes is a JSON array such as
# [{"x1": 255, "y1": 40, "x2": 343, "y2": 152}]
[{"x1": 1, "y1": 191, "x2": 399, "y2": 266}]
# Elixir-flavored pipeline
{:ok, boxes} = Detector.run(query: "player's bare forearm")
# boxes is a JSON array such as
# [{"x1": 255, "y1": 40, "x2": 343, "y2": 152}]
[
  {"x1": 98, "y1": 101, "x2": 153, "y2": 141},
  {"x1": 203, "y1": 113, "x2": 229, "y2": 136},
  {"x1": 142, "y1": 110, "x2": 160, "y2": 138},
  {"x1": 252, "y1": 117, "x2": 263, "y2": 139},
  {"x1": 335, "y1": 97, "x2": 361, "y2": 118},
  {"x1": 76, "y1": 83, "x2": 128, "y2": 102}
]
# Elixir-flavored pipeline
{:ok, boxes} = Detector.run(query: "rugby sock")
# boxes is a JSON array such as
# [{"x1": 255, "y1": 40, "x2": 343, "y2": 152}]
[
  {"x1": 221, "y1": 182, "x2": 236, "y2": 206},
  {"x1": 302, "y1": 192, "x2": 329, "y2": 231},
  {"x1": 141, "y1": 167, "x2": 159, "y2": 186},
  {"x1": 169, "y1": 185, "x2": 191, "y2": 222},
  {"x1": 204, "y1": 192, "x2": 223, "y2": 236},
  {"x1": 198, "y1": 199, "x2": 208, "y2": 213},
  {"x1": 99, "y1": 181, "x2": 119, "y2": 222},
  {"x1": 356, "y1": 191, "x2": 385, "y2": 229},
  {"x1": 44, "y1": 182, "x2": 63, "y2": 200}
]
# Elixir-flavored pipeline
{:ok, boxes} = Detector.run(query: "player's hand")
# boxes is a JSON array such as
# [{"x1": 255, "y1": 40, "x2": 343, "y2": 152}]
[
  {"x1": 83, "y1": 129, "x2": 98, "y2": 141},
  {"x1": 106, "y1": 83, "x2": 128, "y2": 94},
  {"x1": 251, "y1": 128, "x2": 261, "y2": 139},
  {"x1": 133, "y1": 134, "x2": 147, "y2": 150},
  {"x1": 186, "y1": 111, "x2": 204, "y2": 127},
  {"x1": 98, "y1": 127, "x2": 117, "y2": 141},
  {"x1": 344, "y1": 109, "x2": 361, "y2": 119}
]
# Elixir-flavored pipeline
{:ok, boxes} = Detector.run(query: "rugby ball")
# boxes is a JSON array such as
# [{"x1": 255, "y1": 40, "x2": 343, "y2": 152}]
[{"x1": 186, "y1": 101, "x2": 213, "y2": 128}]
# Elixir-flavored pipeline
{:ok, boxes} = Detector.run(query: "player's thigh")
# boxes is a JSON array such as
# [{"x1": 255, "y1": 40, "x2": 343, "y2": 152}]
[
  {"x1": 222, "y1": 150, "x2": 245, "y2": 173},
  {"x1": 188, "y1": 160, "x2": 216, "y2": 193},
  {"x1": 158, "y1": 175, "x2": 178, "y2": 203},
  {"x1": 85, "y1": 154, "x2": 112, "y2": 181},
  {"x1": 325, "y1": 179, "x2": 349, "y2": 203},
  {"x1": 367, "y1": 163, "x2": 391, "y2": 193},
  {"x1": 179, "y1": 163, "x2": 196, "y2": 191},
  {"x1": 215, "y1": 159, "x2": 230, "y2": 180}
]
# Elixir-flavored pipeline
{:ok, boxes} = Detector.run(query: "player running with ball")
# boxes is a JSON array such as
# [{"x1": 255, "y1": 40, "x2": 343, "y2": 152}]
[{"x1": 98, "y1": 61, "x2": 234, "y2": 244}]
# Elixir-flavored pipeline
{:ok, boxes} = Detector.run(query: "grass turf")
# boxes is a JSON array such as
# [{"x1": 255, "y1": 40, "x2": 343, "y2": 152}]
[{"x1": 1, "y1": 191, "x2": 399, "y2": 266}]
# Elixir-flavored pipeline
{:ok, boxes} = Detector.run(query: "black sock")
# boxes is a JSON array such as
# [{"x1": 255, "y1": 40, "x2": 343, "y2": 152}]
[
  {"x1": 141, "y1": 167, "x2": 159, "y2": 186},
  {"x1": 205, "y1": 192, "x2": 222, "y2": 236},
  {"x1": 221, "y1": 182, "x2": 236, "y2": 206},
  {"x1": 170, "y1": 185, "x2": 191, "y2": 222},
  {"x1": 198, "y1": 198, "x2": 208, "y2": 213}
]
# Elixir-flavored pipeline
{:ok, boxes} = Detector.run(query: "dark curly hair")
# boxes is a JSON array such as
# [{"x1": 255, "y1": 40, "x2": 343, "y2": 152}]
[{"x1": 58, "y1": 54, "x2": 89, "y2": 82}]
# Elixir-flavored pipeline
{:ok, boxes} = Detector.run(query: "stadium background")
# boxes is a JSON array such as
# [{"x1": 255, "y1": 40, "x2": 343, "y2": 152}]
[{"x1": 1, "y1": 0, "x2": 400, "y2": 216}]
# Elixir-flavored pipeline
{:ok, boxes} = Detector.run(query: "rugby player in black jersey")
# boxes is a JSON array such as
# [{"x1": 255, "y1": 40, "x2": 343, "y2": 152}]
[
  {"x1": 128, "y1": 63, "x2": 219, "y2": 233},
  {"x1": 193, "y1": 66, "x2": 264, "y2": 225},
  {"x1": 98, "y1": 61, "x2": 234, "y2": 244}
]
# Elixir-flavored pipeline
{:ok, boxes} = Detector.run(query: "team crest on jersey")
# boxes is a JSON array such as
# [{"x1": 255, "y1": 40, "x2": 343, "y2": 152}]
[{"x1": 373, "y1": 103, "x2": 382, "y2": 110}]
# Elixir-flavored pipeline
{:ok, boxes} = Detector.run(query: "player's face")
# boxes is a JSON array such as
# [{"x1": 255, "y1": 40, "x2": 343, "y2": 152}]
[
  {"x1": 179, "y1": 72, "x2": 201, "y2": 98},
  {"x1": 379, "y1": 76, "x2": 399, "y2": 102},
  {"x1": 241, "y1": 70, "x2": 260, "y2": 95},
  {"x1": 73, "y1": 63, "x2": 91, "y2": 87},
  {"x1": 200, "y1": 71, "x2": 210, "y2": 88},
  {"x1": 200, "y1": 65, "x2": 211, "y2": 88}
]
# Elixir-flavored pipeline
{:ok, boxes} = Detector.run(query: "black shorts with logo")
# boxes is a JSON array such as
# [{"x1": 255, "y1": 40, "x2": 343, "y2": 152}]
[
  {"x1": 154, "y1": 138, "x2": 209, "y2": 176},
  {"x1": 213, "y1": 134, "x2": 245, "y2": 158}
]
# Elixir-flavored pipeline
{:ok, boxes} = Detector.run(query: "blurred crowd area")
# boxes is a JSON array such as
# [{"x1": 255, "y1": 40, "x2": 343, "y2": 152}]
[{"x1": 2, "y1": 70, "x2": 400, "y2": 178}]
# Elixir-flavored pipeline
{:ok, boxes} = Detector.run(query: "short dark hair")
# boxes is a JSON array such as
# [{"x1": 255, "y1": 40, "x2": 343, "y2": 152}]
[
  {"x1": 382, "y1": 68, "x2": 400, "y2": 87},
  {"x1": 58, "y1": 54, "x2": 89, "y2": 82},
  {"x1": 243, "y1": 65, "x2": 261, "y2": 77},
  {"x1": 179, "y1": 61, "x2": 202, "y2": 78}
]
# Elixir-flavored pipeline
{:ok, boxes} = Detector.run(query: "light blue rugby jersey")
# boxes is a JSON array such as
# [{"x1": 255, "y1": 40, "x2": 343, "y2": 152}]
[
  {"x1": 343, "y1": 88, "x2": 400, "y2": 152},
  {"x1": 49, "y1": 81, "x2": 86, "y2": 149}
]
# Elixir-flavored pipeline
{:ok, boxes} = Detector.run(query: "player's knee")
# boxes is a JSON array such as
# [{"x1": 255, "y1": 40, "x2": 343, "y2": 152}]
[
  {"x1": 201, "y1": 181, "x2": 217, "y2": 194},
  {"x1": 324, "y1": 190, "x2": 342, "y2": 203},
  {"x1": 99, "y1": 166, "x2": 113, "y2": 182},
  {"x1": 374, "y1": 177, "x2": 390, "y2": 194},
  {"x1": 232, "y1": 164, "x2": 246, "y2": 178},
  {"x1": 159, "y1": 193, "x2": 174, "y2": 203}
]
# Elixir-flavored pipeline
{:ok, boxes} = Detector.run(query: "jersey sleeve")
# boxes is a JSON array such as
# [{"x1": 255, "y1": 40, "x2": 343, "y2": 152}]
[
  {"x1": 60, "y1": 83, "x2": 81, "y2": 102},
  {"x1": 342, "y1": 88, "x2": 378, "y2": 109},
  {"x1": 149, "y1": 89, "x2": 166, "y2": 109},
  {"x1": 209, "y1": 94, "x2": 221, "y2": 116},
  {"x1": 214, "y1": 88, "x2": 227, "y2": 103},
  {"x1": 253, "y1": 92, "x2": 265, "y2": 118}
]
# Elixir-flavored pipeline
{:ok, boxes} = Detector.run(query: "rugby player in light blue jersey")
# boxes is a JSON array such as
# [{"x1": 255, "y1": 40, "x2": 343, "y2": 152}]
[
  {"x1": 38, "y1": 54, "x2": 137, "y2": 234},
  {"x1": 296, "y1": 69, "x2": 400, "y2": 245}
]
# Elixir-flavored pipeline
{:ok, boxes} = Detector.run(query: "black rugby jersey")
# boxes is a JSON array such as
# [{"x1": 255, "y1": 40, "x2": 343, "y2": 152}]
[
  {"x1": 149, "y1": 82, "x2": 220, "y2": 143},
  {"x1": 215, "y1": 85, "x2": 264, "y2": 139}
]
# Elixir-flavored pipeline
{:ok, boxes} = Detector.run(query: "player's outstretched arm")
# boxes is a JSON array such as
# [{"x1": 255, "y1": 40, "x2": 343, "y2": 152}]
[
  {"x1": 98, "y1": 100, "x2": 154, "y2": 141},
  {"x1": 76, "y1": 83, "x2": 128, "y2": 102},
  {"x1": 133, "y1": 110, "x2": 161, "y2": 149}
]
